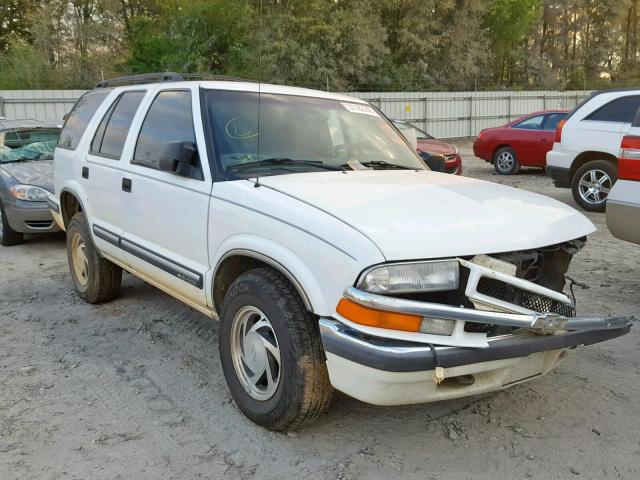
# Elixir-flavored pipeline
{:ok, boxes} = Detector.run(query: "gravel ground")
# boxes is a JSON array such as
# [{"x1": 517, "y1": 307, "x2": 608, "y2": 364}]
[{"x1": 1, "y1": 139, "x2": 639, "y2": 480}]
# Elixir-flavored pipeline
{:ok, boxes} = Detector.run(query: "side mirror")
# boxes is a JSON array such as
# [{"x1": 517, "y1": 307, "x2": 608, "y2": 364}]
[
  {"x1": 158, "y1": 141, "x2": 198, "y2": 177},
  {"x1": 418, "y1": 151, "x2": 446, "y2": 172}
]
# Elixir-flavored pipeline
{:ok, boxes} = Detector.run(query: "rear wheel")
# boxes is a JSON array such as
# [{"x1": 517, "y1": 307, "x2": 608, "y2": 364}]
[
  {"x1": 571, "y1": 160, "x2": 617, "y2": 212},
  {"x1": 66, "y1": 212, "x2": 122, "y2": 303},
  {"x1": 219, "y1": 267, "x2": 332, "y2": 431},
  {"x1": 0, "y1": 200, "x2": 23, "y2": 246},
  {"x1": 493, "y1": 147, "x2": 520, "y2": 175}
]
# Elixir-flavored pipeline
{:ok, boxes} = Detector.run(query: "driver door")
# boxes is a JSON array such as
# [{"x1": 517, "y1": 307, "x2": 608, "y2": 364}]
[{"x1": 119, "y1": 87, "x2": 213, "y2": 309}]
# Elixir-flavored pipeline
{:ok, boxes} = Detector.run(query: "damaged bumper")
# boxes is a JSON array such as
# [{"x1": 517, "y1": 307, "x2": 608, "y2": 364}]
[
  {"x1": 343, "y1": 286, "x2": 632, "y2": 333},
  {"x1": 320, "y1": 317, "x2": 632, "y2": 405},
  {"x1": 320, "y1": 279, "x2": 633, "y2": 406}
]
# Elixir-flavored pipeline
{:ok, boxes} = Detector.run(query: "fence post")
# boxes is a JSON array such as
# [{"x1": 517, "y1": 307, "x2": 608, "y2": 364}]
[
  {"x1": 0, "y1": 98, "x2": 5, "y2": 118},
  {"x1": 424, "y1": 97, "x2": 428, "y2": 132},
  {"x1": 507, "y1": 95, "x2": 511, "y2": 122},
  {"x1": 543, "y1": 94, "x2": 547, "y2": 110},
  {"x1": 469, "y1": 95, "x2": 473, "y2": 137}
]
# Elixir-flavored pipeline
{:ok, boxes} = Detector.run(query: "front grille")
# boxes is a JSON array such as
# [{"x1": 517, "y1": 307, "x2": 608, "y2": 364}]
[
  {"x1": 477, "y1": 277, "x2": 575, "y2": 317},
  {"x1": 445, "y1": 165, "x2": 458, "y2": 174}
]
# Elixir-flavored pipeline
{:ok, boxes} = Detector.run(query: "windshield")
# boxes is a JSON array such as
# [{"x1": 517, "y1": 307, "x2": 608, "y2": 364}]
[
  {"x1": 205, "y1": 90, "x2": 426, "y2": 177},
  {"x1": 0, "y1": 129, "x2": 60, "y2": 163}
]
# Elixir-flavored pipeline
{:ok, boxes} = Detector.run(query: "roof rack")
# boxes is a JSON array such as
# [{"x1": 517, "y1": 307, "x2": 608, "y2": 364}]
[{"x1": 94, "y1": 72, "x2": 257, "y2": 89}]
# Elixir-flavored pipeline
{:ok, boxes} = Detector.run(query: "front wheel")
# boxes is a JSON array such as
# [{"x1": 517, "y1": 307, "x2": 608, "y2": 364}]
[
  {"x1": 493, "y1": 147, "x2": 520, "y2": 175},
  {"x1": 66, "y1": 212, "x2": 122, "y2": 303},
  {"x1": 571, "y1": 160, "x2": 617, "y2": 212},
  {"x1": 219, "y1": 267, "x2": 332, "y2": 431},
  {"x1": 0, "y1": 200, "x2": 24, "y2": 246}
]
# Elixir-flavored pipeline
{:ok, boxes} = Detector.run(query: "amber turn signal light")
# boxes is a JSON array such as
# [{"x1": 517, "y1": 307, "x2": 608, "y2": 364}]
[{"x1": 336, "y1": 298, "x2": 422, "y2": 332}]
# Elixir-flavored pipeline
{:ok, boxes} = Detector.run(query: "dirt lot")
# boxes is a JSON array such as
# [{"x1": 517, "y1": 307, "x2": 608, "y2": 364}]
[{"x1": 1, "y1": 139, "x2": 639, "y2": 480}]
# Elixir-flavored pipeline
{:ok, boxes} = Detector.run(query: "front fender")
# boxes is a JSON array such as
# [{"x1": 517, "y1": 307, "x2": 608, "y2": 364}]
[{"x1": 210, "y1": 234, "x2": 353, "y2": 316}]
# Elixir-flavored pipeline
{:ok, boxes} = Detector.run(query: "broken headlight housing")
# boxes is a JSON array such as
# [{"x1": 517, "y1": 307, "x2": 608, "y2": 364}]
[{"x1": 358, "y1": 260, "x2": 460, "y2": 294}]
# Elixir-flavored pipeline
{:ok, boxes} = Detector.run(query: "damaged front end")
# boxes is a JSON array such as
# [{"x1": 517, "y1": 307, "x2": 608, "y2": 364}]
[{"x1": 319, "y1": 239, "x2": 634, "y2": 406}]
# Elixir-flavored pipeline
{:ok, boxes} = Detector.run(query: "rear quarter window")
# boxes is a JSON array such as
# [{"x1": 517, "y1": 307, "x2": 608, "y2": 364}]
[
  {"x1": 57, "y1": 90, "x2": 110, "y2": 150},
  {"x1": 584, "y1": 95, "x2": 640, "y2": 123}
]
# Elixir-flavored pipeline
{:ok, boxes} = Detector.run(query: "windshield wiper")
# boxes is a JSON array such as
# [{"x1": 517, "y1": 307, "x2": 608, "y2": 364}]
[
  {"x1": 343, "y1": 160, "x2": 414, "y2": 170},
  {"x1": 227, "y1": 158, "x2": 343, "y2": 172}
]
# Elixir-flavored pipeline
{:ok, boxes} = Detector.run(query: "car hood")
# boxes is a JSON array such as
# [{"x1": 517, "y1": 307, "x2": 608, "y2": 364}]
[
  {"x1": 259, "y1": 170, "x2": 595, "y2": 260},
  {"x1": 417, "y1": 139, "x2": 456, "y2": 156},
  {"x1": 0, "y1": 161, "x2": 54, "y2": 192}
]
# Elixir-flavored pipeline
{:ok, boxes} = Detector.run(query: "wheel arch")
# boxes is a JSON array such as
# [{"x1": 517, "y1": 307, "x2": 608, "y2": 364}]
[
  {"x1": 212, "y1": 249, "x2": 314, "y2": 315},
  {"x1": 59, "y1": 187, "x2": 85, "y2": 229},
  {"x1": 570, "y1": 151, "x2": 618, "y2": 178}
]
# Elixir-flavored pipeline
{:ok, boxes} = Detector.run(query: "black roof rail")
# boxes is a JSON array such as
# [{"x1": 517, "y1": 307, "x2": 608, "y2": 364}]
[
  {"x1": 95, "y1": 72, "x2": 257, "y2": 89},
  {"x1": 589, "y1": 86, "x2": 640, "y2": 97}
]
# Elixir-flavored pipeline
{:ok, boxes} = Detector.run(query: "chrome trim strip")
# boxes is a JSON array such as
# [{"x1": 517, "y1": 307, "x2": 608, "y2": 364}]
[
  {"x1": 90, "y1": 223, "x2": 203, "y2": 289},
  {"x1": 211, "y1": 195, "x2": 357, "y2": 261},
  {"x1": 120, "y1": 238, "x2": 204, "y2": 289},
  {"x1": 343, "y1": 287, "x2": 634, "y2": 332},
  {"x1": 92, "y1": 224, "x2": 120, "y2": 247}
]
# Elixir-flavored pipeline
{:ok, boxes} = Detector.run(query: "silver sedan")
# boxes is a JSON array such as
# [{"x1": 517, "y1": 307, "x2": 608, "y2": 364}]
[{"x1": 0, "y1": 120, "x2": 61, "y2": 246}]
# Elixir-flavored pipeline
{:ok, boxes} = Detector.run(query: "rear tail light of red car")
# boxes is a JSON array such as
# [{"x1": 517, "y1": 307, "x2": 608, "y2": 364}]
[
  {"x1": 619, "y1": 135, "x2": 640, "y2": 181},
  {"x1": 554, "y1": 119, "x2": 567, "y2": 143}
]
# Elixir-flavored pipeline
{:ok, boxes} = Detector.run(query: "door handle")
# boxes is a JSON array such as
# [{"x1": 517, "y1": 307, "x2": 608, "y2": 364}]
[
  {"x1": 122, "y1": 178, "x2": 132, "y2": 193},
  {"x1": 82, "y1": 166, "x2": 89, "y2": 179}
]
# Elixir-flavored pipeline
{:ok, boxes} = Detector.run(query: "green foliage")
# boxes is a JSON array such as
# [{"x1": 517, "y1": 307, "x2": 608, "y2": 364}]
[{"x1": 1, "y1": 0, "x2": 640, "y2": 91}]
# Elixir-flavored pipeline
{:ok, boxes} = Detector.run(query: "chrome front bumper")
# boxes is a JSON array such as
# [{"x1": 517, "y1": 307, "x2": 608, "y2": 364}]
[
  {"x1": 320, "y1": 317, "x2": 631, "y2": 373},
  {"x1": 343, "y1": 286, "x2": 632, "y2": 333}
]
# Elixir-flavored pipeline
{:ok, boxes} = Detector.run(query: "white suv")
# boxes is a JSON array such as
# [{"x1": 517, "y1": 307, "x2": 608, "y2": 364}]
[
  {"x1": 50, "y1": 74, "x2": 632, "y2": 431},
  {"x1": 547, "y1": 88, "x2": 640, "y2": 212}
]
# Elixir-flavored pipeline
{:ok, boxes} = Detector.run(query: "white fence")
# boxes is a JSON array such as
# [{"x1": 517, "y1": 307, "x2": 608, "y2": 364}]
[
  {"x1": 350, "y1": 90, "x2": 591, "y2": 138},
  {"x1": 0, "y1": 89, "x2": 591, "y2": 138}
]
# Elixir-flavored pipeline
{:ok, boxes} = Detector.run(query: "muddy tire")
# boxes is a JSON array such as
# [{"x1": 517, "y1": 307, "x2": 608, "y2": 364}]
[
  {"x1": 219, "y1": 267, "x2": 332, "y2": 431},
  {"x1": 0, "y1": 200, "x2": 24, "y2": 246},
  {"x1": 493, "y1": 146, "x2": 520, "y2": 175},
  {"x1": 66, "y1": 212, "x2": 121, "y2": 303},
  {"x1": 571, "y1": 160, "x2": 617, "y2": 212}
]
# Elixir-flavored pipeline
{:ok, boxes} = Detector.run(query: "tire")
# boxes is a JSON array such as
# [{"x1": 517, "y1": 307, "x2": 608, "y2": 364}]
[
  {"x1": 571, "y1": 160, "x2": 617, "y2": 212},
  {"x1": 219, "y1": 267, "x2": 332, "y2": 431},
  {"x1": 0, "y1": 200, "x2": 24, "y2": 246},
  {"x1": 493, "y1": 147, "x2": 520, "y2": 175},
  {"x1": 66, "y1": 212, "x2": 122, "y2": 303}
]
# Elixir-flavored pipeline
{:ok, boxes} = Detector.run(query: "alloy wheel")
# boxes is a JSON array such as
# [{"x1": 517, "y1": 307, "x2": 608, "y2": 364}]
[
  {"x1": 230, "y1": 305, "x2": 281, "y2": 401},
  {"x1": 70, "y1": 232, "x2": 89, "y2": 286},
  {"x1": 496, "y1": 151, "x2": 515, "y2": 172},
  {"x1": 578, "y1": 168, "x2": 611, "y2": 206}
]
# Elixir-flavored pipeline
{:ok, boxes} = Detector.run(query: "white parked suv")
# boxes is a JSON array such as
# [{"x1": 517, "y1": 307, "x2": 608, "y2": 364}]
[
  {"x1": 50, "y1": 74, "x2": 633, "y2": 431},
  {"x1": 547, "y1": 88, "x2": 640, "y2": 212}
]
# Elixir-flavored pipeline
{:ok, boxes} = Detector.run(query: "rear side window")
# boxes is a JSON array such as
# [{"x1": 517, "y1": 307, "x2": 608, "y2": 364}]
[
  {"x1": 512, "y1": 115, "x2": 544, "y2": 130},
  {"x1": 133, "y1": 90, "x2": 196, "y2": 170},
  {"x1": 584, "y1": 96, "x2": 640, "y2": 123},
  {"x1": 543, "y1": 113, "x2": 567, "y2": 131},
  {"x1": 57, "y1": 90, "x2": 110, "y2": 150},
  {"x1": 90, "y1": 91, "x2": 145, "y2": 159}
]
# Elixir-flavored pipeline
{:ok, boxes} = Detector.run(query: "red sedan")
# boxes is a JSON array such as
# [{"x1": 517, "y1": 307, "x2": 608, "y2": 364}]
[
  {"x1": 473, "y1": 109, "x2": 568, "y2": 175},
  {"x1": 393, "y1": 120, "x2": 462, "y2": 174}
]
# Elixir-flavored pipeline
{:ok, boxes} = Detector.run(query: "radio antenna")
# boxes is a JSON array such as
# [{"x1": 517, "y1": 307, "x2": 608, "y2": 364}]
[{"x1": 254, "y1": 0, "x2": 263, "y2": 188}]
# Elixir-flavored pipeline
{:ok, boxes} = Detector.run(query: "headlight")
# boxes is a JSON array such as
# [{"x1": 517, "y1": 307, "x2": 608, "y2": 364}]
[
  {"x1": 9, "y1": 184, "x2": 50, "y2": 202},
  {"x1": 358, "y1": 260, "x2": 460, "y2": 294}
]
